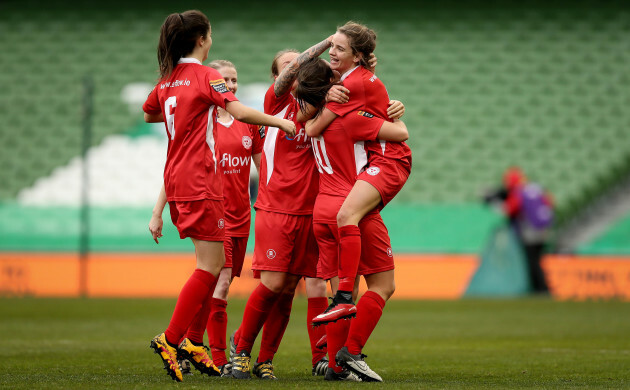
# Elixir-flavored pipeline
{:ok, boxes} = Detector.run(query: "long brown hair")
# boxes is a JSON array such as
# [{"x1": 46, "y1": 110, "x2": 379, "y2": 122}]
[
  {"x1": 337, "y1": 21, "x2": 377, "y2": 72},
  {"x1": 295, "y1": 58, "x2": 335, "y2": 115},
  {"x1": 157, "y1": 10, "x2": 210, "y2": 80}
]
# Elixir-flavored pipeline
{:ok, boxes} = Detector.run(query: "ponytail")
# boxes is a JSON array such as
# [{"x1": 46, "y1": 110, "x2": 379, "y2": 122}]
[{"x1": 157, "y1": 10, "x2": 210, "y2": 80}]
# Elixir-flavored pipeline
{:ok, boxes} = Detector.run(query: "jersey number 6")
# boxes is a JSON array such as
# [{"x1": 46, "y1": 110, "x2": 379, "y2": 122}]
[{"x1": 165, "y1": 96, "x2": 177, "y2": 140}]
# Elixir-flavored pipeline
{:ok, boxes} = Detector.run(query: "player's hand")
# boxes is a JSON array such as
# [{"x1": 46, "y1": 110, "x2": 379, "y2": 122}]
[
  {"x1": 149, "y1": 215, "x2": 163, "y2": 244},
  {"x1": 326, "y1": 34, "x2": 334, "y2": 46},
  {"x1": 326, "y1": 85, "x2": 350, "y2": 104},
  {"x1": 387, "y1": 100, "x2": 405, "y2": 119},
  {"x1": 368, "y1": 53, "x2": 378, "y2": 70},
  {"x1": 279, "y1": 119, "x2": 297, "y2": 137}
]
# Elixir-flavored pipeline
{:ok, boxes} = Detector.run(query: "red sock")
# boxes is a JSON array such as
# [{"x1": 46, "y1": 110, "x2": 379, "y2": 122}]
[
  {"x1": 207, "y1": 298, "x2": 228, "y2": 366},
  {"x1": 235, "y1": 283, "x2": 279, "y2": 355},
  {"x1": 338, "y1": 225, "x2": 361, "y2": 292},
  {"x1": 326, "y1": 318, "x2": 351, "y2": 372},
  {"x1": 164, "y1": 269, "x2": 216, "y2": 345},
  {"x1": 345, "y1": 291, "x2": 386, "y2": 355},
  {"x1": 258, "y1": 292, "x2": 294, "y2": 363},
  {"x1": 307, "y1": 297, "x2": 329, "y2": 365},
  {"x1": 184, "y1": 287, "x2": 216, "y2": 344}
]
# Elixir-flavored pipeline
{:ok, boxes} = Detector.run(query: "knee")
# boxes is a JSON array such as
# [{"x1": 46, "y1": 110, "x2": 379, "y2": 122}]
[
  {"x1": 369, "y1": 280, "x2": 395, "y2": 301},
  {"x1": 336, "y1": 208, "x2": 353, "y2": 227},
  {"x1": 213, "y1": 276, "x2": 231, "y2": 299}
]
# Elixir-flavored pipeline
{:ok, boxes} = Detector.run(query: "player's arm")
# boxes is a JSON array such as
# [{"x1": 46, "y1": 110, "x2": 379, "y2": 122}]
[
  {"x1": 387, "y1": 100, "x2": 405, "y2": 119},
  {"x1": 252, "y1": 153, "x2": 262, "y2": 173},
  {"x1": 144, "y1": 112, "x2": 164, "y2": 123},
  {"x1": 377, "y1": 119, "x2": 408, "y2": 142},
  {"x1": 304, "y1": 107, "x2": 337, "y2": 138},
  {"x1": 149, "y1": 184, "x2": 167, "y2": 244},
  {"x1": 274, "y1": 36, "x2": 334, "y2": 97},
  {"x1": 225, "y1": 101, "x2": 296, "y2": 137}
]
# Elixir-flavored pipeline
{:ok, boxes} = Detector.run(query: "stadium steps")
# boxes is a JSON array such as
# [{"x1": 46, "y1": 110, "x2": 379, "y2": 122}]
[{"x1": 0, "y1": 1, "x2": 629, "y2": 252}]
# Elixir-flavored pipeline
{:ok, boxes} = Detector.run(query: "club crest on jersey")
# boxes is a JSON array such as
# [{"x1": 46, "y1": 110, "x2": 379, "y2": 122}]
[
  {"x1": 218, "y1": 219, "x2": 225, "y2": 229},
  {"x1": 387, "y1": 248, "x2": 393, "y2": 257},
  {"x1": 209, "y1": 79, "x2": 229, "y2": 93},
  {"x1": 242, "y1": 136, "x2": 252, "y2": 149},
  {"x1": 357, "y1": 110, "x2": 375, "y2": 118},
  {"x1": 266, "y1": 249, "x2": 277, "y2": 259},
  {"x1": 366, "y1": 166, "x2": 380, "y2": 176}
]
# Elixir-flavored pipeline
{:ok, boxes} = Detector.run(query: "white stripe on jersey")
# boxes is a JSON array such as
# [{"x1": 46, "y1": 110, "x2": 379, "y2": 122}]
[
  {"x1": 354, "y1": 141, "x2": 368, "y2": 175},
  {"x1": 263, "y1": 105, "x2": 290, "y2": 185},
  {"x1": 380, "y1": 140, "x2": 386, "y2": 155},
  {"x1": 206, "y1": 105, "x2": 217, "y2": 173}
]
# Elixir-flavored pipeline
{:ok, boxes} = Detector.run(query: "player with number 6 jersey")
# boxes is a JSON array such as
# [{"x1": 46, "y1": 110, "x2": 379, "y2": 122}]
[{"x1": 143, "y1": 10, "x2": 295, "y2": 383}]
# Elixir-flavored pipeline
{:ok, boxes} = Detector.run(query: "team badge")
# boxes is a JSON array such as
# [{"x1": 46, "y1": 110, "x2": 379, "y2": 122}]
[
  {"x1": 387, "y1": 248, "x2": 393, "y2": 257},
  {"x1": 218, "y1": 219, "x2": 225, "y2": 229},
  {"x1": 242, "y1": 136, "x2": 252, "y2": 149},
  {"x1": 357, "y1": 110, "x2": 375, "y2": 118},
  {"x1": 266, "y1": 249, "x2": 277, "y2": 259},
  {"x1": 209, "y1": 79, "x2": 229, "y2": 93},
  {"x1": 366, "y1": 166, "x2": 380, "y2": 176}
]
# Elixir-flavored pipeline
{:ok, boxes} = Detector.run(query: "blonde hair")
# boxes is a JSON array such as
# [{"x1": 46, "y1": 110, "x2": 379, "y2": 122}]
[{"x1": 208, "y1": 59, "x2": 235, "y2": 71}]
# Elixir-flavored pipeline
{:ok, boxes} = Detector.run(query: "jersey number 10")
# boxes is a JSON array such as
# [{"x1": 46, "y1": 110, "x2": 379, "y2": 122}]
[{"x1": 312, "y1": 136, "x2": 333, "y2": 175}]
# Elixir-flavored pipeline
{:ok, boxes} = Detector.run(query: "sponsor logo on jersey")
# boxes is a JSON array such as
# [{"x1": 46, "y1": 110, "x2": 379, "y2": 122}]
[
  {"x1": 160, "y1": 79, "x2": 191, "y2": 89},
  {"x1": 210, "y1": 79, "x2": 229, "y2": 93},
  {"x1": 387, "y1": 247, "x2": 393, "y2": 257},
  {"x1": 220, "y1": 153, "x2": 251, "y2": 168},
  {"x1": 358, "y1": 110, "x2": 375, "y2": 118},
  {"x1": 218, "y1": 219, "x2": 225, "y2": 229},
  {"x1": 242, "y1": 136, "x2": 252, "y2": 149},
  {"x1": 286, "y1": 128, "x2": 309, "y2": 144},
  {"x1": 366, "y1": 166, "x2": 380, "y2": 176},
  {"x1": 266, "y1": 249, "x2": 277, "y2": 259},
  {"x1": 258, "y1": 126, "x2": 266, "y2": 139}
]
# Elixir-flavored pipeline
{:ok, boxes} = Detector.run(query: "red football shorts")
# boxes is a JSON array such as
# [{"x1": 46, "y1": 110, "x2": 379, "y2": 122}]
[
  {"x1": 224, "y1": 236, "x2": 248, "y2": 277},
  {"x1": 314, "y1": 212, "x2": 394, "y2": 280},
  {"x1": 168, "y1": 199, "x2": 225, "y2": 241},
  {"x1": 252, "y1": 210, "x2": 319, "y2": 278},
  {"x1": 357, "y1": 155, "x2": 411, "y2": 207}
]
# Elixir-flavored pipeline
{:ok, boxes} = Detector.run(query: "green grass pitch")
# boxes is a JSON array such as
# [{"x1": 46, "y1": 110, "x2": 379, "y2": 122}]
[{"x1": 1, "y1": 297, "x2": 628, "y2": 389}]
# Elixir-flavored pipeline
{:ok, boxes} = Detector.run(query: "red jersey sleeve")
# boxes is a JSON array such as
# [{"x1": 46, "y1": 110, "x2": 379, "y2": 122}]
[
  {"x1": 345, "y1": 111, "x2": 384, "y2": 142},
  {"x1": 142, "y1": 86, "x2": 161, "y2": 115},
  {"x1": 250, "y1": 124, "x2": 264, "y2": 155},
  {"x1": 264, "y1": 83, "x2": 293, "y2": 115},
  {"x1": 201, "y1": 67, "x2": 238, "y2": 108},
  {"x1": 326, "y1": 74, "x2": 364, "y2": 118}
]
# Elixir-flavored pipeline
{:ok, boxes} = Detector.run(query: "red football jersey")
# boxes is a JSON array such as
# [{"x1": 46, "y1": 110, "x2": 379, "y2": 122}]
[
  {"x1": 254, "y1": 84, "x2": 319, "y2": 215},
  {"x1": 327, "y1": 66, "x2": 411, "y2": 163},
  {"x1": 216, "y1": 117, "x2": 264, "y2": 236},
  {"x1": 312, "y1": 111, "x2": 384, "y2": 224},
  {"x1": 143, "y1": 58, "x2": 238, "y2": 202}
]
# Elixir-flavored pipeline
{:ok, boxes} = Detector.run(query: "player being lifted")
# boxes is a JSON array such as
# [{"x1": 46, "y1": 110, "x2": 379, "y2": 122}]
[{"x1": 299, "y1": 21, "x2": 412, "y2": 381}]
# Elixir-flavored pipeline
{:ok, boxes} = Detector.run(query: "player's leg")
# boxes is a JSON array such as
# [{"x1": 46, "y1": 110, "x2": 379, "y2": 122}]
[
  {"x1": 207, "y1": 235, "x2": 247, "y2": 375},
  {"x1": 305, "y1": 277, "x2": 329, "y2": 375},
  {"x1": 253, "y1": 273, "x2": 301, "y2": 379},
  {"x1": 174, "y1": 238, "x2": 224, "y2": 377},
  {"x1": 232, "y1": 270, "x2": 289, "y2": 379},
  {"x1": 336, "y1": 214, "x2": 394, "y2": 383},
  {"x1": 151, "y1": 238, "x2": 224, "y2": 381},
  {"x1": 313, "y1": 181, "x2": 380, "y2": 325}
]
